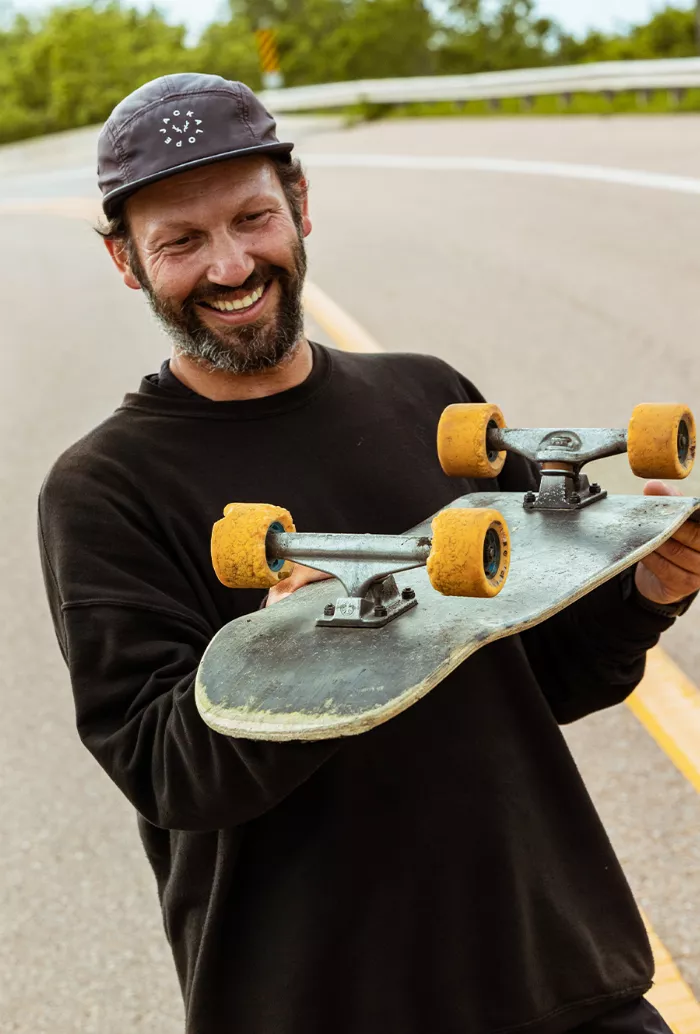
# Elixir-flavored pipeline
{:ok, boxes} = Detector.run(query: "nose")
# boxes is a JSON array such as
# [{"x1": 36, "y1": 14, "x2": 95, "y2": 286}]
[{"x1": 205, "y1": 232, "x2": 256, "y2": 288}]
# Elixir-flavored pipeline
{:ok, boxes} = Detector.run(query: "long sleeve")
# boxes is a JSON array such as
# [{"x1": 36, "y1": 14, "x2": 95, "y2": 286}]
[
  {"x1": 519, "y1": 572, "x2": 677, "y2": 724},
  {"x1": 38, "y1": 458, "x2": 339, "y2": 833}
]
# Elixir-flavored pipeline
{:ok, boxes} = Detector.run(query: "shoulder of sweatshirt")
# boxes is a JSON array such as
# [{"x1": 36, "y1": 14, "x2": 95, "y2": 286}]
[
  {"x1": 324, "y1": 347, "x2": 483, "y2": 411},
  {"x1": 328, "y1": 346, "x2": 483, "y2": 399},
  {"x1": 38, "y1": 406, "x2": 156, "y2": 531}
]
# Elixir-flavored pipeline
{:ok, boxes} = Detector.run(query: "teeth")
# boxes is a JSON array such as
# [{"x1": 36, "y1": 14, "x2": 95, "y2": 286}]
[{"x1": 207, "y1": 285, "x2": 265, "y2": 312}]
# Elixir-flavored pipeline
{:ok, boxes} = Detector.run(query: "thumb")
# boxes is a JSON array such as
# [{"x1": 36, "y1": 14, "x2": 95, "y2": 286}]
[{"x1": 643, "y1": 479, "x2": 682, "y2": 498}]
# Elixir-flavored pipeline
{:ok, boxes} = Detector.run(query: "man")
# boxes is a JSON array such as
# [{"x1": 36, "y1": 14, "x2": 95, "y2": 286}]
[{"x1": 39, "y1": 73, "x2": 700, "y2": 1034}]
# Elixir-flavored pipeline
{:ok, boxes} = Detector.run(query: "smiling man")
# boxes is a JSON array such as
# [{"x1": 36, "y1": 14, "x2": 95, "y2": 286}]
[{"x1": 38, "y1": 74, "x2": 700, "y2": 1034}]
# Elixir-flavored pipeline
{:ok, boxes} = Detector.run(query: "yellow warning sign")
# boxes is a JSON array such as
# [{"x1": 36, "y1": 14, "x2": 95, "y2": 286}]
[{"x1": 256, "y1": 29, "x2": 278, "y2": 73}]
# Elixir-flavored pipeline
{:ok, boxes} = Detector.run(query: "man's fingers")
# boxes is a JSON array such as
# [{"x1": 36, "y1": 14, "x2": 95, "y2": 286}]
[
  {"x1": 639, "y1": 549, "x2": 700, "y2": 600},
  {"x1": 266, "y1": 564, "x2": 332, "y2": 607},
  {"x1": 670, "y1": 518, "x2": 700, "y2": 551},
  {"x1": 653, "y1": 538, "x2": 700, "y2": 576},
  {"x1": 643, "y1": 479, "x2": 682, "y2": 498}
]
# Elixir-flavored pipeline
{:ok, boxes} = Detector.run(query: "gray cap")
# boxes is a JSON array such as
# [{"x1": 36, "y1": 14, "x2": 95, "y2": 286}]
[{"x1": 97, "y1": 73, "x2": 293, "y2": 218}]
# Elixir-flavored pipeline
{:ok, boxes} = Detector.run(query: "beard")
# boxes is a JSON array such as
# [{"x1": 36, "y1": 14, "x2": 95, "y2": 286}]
[{"x1": 129, "y1": 234, "x2": 307, "y2": 375}]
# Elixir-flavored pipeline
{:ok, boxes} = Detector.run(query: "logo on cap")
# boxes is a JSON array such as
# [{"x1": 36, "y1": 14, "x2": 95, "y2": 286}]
[{"x1": 159, "y1": 108, "x2": 204, "y2": 148}]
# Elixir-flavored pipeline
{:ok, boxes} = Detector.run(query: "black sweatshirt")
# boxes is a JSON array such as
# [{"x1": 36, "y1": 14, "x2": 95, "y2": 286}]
[{"x1": 38, "y1": 343, "x2": 677, "y2": 1034}]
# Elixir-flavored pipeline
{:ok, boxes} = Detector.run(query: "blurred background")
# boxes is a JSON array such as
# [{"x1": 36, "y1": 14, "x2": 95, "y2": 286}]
[{"x1": 1, "y1": 2, "x2": 700, "y2": 1032}]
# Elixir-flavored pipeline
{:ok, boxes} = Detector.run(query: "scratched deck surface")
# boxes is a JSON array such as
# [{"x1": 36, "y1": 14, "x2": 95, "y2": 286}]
[{"x1": 195, "y1": 493, "x2": 700, "y2": 741}]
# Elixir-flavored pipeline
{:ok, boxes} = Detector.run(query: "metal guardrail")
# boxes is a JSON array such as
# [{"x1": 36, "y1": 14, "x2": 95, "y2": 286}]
[{"x1": 260, "y1": 57, "x2": 700, "y2": 111}]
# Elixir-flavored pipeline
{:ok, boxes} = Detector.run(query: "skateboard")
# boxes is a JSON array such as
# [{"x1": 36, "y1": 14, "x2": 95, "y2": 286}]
[{"x1": 196, "y1": 403, "x2": 699, "y2": 742}]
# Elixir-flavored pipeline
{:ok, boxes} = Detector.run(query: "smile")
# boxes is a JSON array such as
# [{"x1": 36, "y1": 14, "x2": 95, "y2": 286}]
[
  {"x1": 197, "y1": 282, "x2": 272, "y2": 323},
  {"x1": 201, "y1": 284, "x2": 265, "y2": 312}
]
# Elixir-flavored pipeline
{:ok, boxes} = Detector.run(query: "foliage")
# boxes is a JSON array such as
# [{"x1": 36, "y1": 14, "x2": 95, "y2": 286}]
[
  {"x1": 558, "y1": 6, "x2": 697, "y2": 64},
  {"x1": 0, "y1": 1, "x2": 697, "y2": 145},
  {"x1": 434, "y1": 0, "x2": 559, "y2": 75}
]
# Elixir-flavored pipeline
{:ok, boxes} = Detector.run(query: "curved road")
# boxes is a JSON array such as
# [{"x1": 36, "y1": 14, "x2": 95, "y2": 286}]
[{"x1": 1, "y1": 115, "x2": 699, "y2": 1032}]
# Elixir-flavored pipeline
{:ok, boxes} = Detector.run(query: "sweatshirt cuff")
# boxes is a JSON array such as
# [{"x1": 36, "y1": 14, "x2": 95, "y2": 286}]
[
  {"x1": 631, "y1": 583, "x2": 698, "y2": 620},
  {"x1": 617, "y1": 566, "x2": 691, "y2": 635},
  {"x1": 576, "y1": 568, "x2": 678, "y2": 654}
]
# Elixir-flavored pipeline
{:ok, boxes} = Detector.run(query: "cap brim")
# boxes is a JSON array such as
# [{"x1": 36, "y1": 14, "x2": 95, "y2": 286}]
[{"x1": 101, "y1": 141, "x2": 294, "y2": 218}]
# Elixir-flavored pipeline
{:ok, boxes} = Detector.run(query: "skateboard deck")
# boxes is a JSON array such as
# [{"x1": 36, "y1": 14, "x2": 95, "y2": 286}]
[{"x1": 196, "y1": 491, "x2": 700, "y2": 742}]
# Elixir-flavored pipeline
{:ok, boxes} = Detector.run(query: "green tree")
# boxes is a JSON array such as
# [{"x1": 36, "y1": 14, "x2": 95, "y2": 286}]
[
  {"x1": 220, "y1": 0, "x2": 435, "y2": 85},
  {"x1": 0, "y1": 2, "x2": 191, "y2": 140},
  {"x1": 191, "y1": 15, "x2": 261, "y2": 88},
  {"x1": 558, "y1": 5, "x2": 697, "y2": 64},
  {"x1": 434, "y1": 0, "x2": 559, "y2": 74}
]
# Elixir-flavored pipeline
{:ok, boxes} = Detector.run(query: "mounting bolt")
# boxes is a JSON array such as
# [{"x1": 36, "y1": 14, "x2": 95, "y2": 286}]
[
  {"x1": 524, "y1": 491, "x2": 537, "y2": 506},
  {"x1": 402, "y1": 587, "x2": 416, "y2": 600},
  {"x1": 590, "y1": 483, "x2": 601, "y2": 494},
  {"x1": 374, "y1": 605, "x2": 388, "y2": 618},
  {"x1": 570, "y1": 492, "x2": 581, "y2": 505},
  {"x1": 323, "y1": 603, "x2": 335, "y2": 617}
]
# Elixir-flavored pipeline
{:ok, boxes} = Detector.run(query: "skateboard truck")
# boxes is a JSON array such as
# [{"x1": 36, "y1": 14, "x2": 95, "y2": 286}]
[
  {"x1": 267, "y1": 529, "x2": 429, "y2": 628},
  {"x1": 481, "y1": 412, "x2": 694, "y2": 512},
  {"x1": 486, "y1": 427, "x2": 622, "y2": 511},
  {"x1": 211, "y1": 505, "x2": 510, "y2": 630},
  {"x1": 440, "y1": 403, "x2": 695, "y2": 513}
]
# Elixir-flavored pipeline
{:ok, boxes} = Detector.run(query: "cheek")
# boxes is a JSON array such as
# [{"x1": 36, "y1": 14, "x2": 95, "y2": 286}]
[
  {"x1": 149, "y1": 257, "x2": 199, "y2": 304},
  {"x1": 257, "y1": 219, "x2": 302, "y2": 269}
]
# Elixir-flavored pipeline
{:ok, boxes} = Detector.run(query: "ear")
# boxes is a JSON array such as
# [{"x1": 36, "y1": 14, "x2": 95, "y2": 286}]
[
  {"x1": 104, "y1": 236, "x2": 142, "y2": 291},
  {"x1": 299, "y1": 178, "x2": 312, "y2": 238}
]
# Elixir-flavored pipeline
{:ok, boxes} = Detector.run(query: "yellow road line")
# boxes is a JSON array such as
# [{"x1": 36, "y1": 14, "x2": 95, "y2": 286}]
[
  {"x1": 628, "y1": 647, "x2": 700, "y2": 797},
  {"x1": 645, "y1": 915, "x2": 700, "y2": 1034},
  {"x1": 303, "y1": 280, "x2": 381, "y2": 353},
  {"x1": 6, "y1": 192, "x2": 700, "y2": 1028}
]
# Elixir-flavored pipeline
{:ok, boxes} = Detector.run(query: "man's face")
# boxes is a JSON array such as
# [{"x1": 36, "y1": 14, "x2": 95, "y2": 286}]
[{"x1": 109, "y1": 156, "x2": 310, "y2": 374}]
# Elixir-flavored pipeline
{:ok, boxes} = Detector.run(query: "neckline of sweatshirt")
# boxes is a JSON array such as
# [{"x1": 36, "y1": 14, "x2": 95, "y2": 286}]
[{"x1": 120, "y1": 341, "x2": 334, "y2": 422}]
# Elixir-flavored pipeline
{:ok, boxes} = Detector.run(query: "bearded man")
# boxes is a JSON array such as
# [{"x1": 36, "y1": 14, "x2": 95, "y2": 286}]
[{"x1": 39, "y1": 73, "x2": 700, "y2": 1034}]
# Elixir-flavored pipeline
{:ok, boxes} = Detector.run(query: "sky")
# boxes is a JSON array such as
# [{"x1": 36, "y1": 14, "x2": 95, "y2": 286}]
[{"x1": 3, "y1": 0, "x2": 694, "y2": 42}]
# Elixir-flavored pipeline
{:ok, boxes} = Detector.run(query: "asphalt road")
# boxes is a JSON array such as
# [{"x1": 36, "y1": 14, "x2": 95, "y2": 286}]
[{"x1": 1, "y1": 114, "x2": 699, "y2": 1032}]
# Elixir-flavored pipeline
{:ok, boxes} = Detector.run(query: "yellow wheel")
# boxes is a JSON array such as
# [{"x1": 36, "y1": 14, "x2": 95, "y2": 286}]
[
  {"x1": 211, "y1": 503, "x2": 295, "y2": 589},
  {"x1": 437, "y1": 403, "x2": 506, "y2": 479},
  {"x1": 628, "y1": 404, "x2": 696, "y2": 480},
  {"x1": 427, "y1": 508, "x2": 510, "y2": 598}
]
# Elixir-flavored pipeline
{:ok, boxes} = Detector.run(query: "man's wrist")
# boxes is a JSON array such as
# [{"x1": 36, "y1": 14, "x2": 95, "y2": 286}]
[{"x1": 622, "y1": 566, "x2": 698, "y2": 618}]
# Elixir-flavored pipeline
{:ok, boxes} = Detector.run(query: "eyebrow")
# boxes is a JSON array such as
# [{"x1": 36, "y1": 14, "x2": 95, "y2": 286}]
[{"x1": 149, "y1": 191, "x2": 280, "y2": 241}]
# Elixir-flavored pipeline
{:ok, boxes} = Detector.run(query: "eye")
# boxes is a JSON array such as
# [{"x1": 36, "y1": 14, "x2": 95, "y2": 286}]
[
  {"x1": 243, "y1": 210, "x2": 268, "y2": 223},
  {"x1": 169, "y1": 236, "x2": 193, "y2": 247}
]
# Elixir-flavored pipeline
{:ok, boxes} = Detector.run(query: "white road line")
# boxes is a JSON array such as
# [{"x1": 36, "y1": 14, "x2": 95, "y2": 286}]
[
  {"x1": 4, "y1": 155, "x2": 700, "y2": 200},
  {"x1": 304, "y1": 153, "x2": 700, "y2": 197}
]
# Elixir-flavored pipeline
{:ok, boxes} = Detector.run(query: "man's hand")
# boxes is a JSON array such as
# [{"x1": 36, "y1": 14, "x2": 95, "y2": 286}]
[
  {"x1": 266, "y1": 564, "x2": 332, "y2": 607},
  {"x1": 635, "y1": 480, "x2": 700, "y2": 605}
]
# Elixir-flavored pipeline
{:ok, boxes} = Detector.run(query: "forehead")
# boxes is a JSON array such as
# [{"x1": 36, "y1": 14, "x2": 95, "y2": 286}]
[{"x1": 127, "y1": 156, "x2": 283, "y2": 235}]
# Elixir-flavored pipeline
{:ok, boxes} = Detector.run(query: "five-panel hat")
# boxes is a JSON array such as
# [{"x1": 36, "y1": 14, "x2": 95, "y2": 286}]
[{"x1": 97, "y1": 73, "x2": 294, "y2": 218}]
